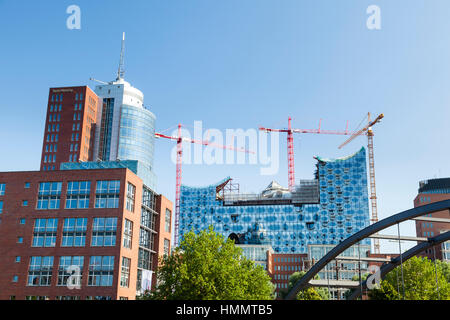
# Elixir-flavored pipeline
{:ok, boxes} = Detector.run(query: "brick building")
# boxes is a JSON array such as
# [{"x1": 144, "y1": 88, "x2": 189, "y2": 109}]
[
  {"x1": 40, "y1": 86, "x2": 100, "y2": 171},
  {"x1": 0, "y1": 80, "x2": 172, "y2": 299},
  {"x1": 0, "y1": 167, "x2": 172, "y2": 300},
  {"x1": 414, "y1": 178, "x2": 450, "y2": 261}
]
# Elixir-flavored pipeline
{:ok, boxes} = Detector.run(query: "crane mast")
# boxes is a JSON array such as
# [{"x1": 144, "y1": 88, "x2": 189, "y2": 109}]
[{"x1": 339, "y1": 112, "x2": 384, "y2": 254}]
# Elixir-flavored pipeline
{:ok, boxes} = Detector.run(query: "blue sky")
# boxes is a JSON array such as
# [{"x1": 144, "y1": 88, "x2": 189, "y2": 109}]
[{"x1": 1, "y1": 0, "x2": 450, "y2": 253}]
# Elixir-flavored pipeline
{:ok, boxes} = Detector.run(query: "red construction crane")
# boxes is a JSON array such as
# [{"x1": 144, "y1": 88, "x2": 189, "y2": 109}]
[
  {"x1": 155, "y1": 124, "x2": 253, "y2": 247},
  {"x1": 259, "y1": 117, "x2": 360, "y2": 191},
  {"x1": 338, "y1": 112, "x2": 384, "y2": 254}
]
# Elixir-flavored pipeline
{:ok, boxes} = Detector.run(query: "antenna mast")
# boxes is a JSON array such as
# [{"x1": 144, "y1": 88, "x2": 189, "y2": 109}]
[{"x1": 117, "y1": 32, "x2": 125, "y2": 80}]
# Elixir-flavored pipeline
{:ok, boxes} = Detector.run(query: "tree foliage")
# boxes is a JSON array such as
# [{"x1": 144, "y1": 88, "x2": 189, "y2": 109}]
[
  {"x1": 138, "y1": 226, "x2": 275, "y2": 300},
  {"x1": 368, "y1": 256, "x2": 450, "y2": 300}
]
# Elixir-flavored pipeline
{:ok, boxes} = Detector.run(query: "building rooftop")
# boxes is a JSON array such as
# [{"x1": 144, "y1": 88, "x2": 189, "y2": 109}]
[{"x1": 419, "y1": 178, "x2": 450, "y2": 194}]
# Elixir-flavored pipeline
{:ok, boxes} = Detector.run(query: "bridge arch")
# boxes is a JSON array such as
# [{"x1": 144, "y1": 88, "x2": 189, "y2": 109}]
[
  {"x1": 348, "y1": 230, "x2": 450, "y2": 300},
  {"x1": 285, "y1": 199, "x2": 450, "y2": 300}
]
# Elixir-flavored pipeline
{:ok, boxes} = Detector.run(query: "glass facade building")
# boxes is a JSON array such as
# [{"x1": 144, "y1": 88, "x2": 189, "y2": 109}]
[
  {"x1": 93, "y1": 79, "x2": 157, "y2": 190},
  {"x1": 179, "y1": 147, "x2": 370, "y2": 254}
]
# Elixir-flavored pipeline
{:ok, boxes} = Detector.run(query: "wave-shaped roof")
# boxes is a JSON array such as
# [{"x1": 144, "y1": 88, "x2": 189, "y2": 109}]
[{"x1": 314, "y1": 146, "x2": 365, "y2": 163}]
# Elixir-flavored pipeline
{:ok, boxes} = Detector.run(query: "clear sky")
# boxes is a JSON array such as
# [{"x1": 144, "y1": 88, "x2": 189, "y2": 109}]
[{"x1": 1, "y1": 0, "x2": 450, "y2": 253}]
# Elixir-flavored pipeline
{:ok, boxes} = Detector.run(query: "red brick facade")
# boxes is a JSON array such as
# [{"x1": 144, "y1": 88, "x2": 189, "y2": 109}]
[
  {"x1": 414, "y1": 193, "x2": 450, "y2": 260},
  {"x1": 271, "y1": 253, "x2": 309, "y2": 293},
  {"x1": 40, "y1": 86, "x2": 100, "y2": 171},
  {"x1": 0, "y1": 168, "x2": 172, "y2": 300}
]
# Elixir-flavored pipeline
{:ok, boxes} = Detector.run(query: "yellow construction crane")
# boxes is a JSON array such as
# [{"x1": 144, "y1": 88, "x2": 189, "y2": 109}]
[{"x1": 338, "y1": 113, "x2": 384, "y2": 254}]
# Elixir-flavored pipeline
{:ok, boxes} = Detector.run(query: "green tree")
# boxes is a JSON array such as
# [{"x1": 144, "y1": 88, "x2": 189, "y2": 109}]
[
  {"x1": 368, "y1": 256, "x2": 450, "y2": 300},
  {"x1": 138, "y1": 226, "x2": 275, "y2": 300},
  {"x1": 435, "y1": 259, "x2": 450, "y2": 283},
  {"x1": 279, "y1": 271, "x2": 330, "y2": 300}
]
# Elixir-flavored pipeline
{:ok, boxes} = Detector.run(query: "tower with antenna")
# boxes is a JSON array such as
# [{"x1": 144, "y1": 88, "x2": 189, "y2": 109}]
[
  {"x1": 117, "y1": 32, "x2": 125, "y2": 81},
  {"x1": 90, "y1": 32, "x2": 158, "y2": 190}
]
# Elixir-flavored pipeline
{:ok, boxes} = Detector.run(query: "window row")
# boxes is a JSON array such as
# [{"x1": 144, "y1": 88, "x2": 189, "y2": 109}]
[
  {"x1": 31, "y1": 217, "x2": 133, "y2": 248},
  {"x1": 71, "y1": 133, "x2": 79, "y2": 141},
  {"x1": 44, "y1": 144, "x2": 57, "y2": 153},
  {"x1": 26, "y1": 255, "x2": 129, "y2": 288},
  {"x1": 69, "y1": 143, "x2": 79, "y2": 152},
  {"x1": 51, "y1": 94, "x2": 63, "y2": 102},
  {"x1": 72, "y1": 123, "x2": 81, "y2": 131},
  {"x1": 46, "y1": 134, "x2": 59, "y2": 143},
  {"x1": 36, "y1": 180, "x2": 123, "y2": 210},
  {"x1": 49, "y1": 104, "x2": 62, "y2": 112},
  {"x1": 47, "y1": 124, "x2": 60, "y2": 133},
  {"x1": 48, "y1": 113, "x2": 60, "y2": 122},
  {"x1": 274, "y1": 265, "x2": 302, "y2": 272},
  {"x1": 43, "y1": 154, "x2": 56, "y2": 164}
]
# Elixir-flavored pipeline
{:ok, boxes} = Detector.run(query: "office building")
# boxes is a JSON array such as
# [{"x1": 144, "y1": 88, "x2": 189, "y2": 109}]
[
  {"x1": 0, "y1": 35, "x2": 172, "y2": 300},
  {"x1": 0, "y1": 168, "x2": 172, "y2": 300},
  {"x1": 40, "y1": 86, "x2": 100, "y2": 171},
  {"x1": 414, "y1": 178, "x2": 450, "y2": 261}
]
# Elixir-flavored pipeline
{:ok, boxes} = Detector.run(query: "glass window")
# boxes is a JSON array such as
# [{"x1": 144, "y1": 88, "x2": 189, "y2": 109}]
[
  {"x1": 61, "y1": 218, "x2": 87, "y2": 247},
  {"x1": 126, "y1": 183, "x2": 136, "y2": 212},
  {"x1": 0, "y1": 183, "x2": 6, "y2": 195},
  {"x1": 139, "y1": 228, "x2": 155, "y2": 251},
  {"x1": 164, "y1": 239, "x2": 170, "y2": 256},
  {"x1": 165, "y1": 209, "x2": 171, "y2": 233},
  {"x1": 27, "y1": 256, "x2": 54, "y2": 286},
  {"x1": 88, "y1": 256, "x2": 114, "y2": 287},
  {"x1": 123, "y1": 219, "x2": 133, "y2": 249},
  {"x1": 95, "y1": 180, "x2": 120, "y2": 209},
  {"x1": 37, "y1": 182, "x2": 62, "y2": 210},
  {"x1": 91, "y1": 217, "x2": 117, "y2": 247},
  {"x1": 65, "y1": 181, "x2": 91, "y2": 209},
  {"x1": 0, "y1": 201, "x2": 3, "y2": 214},
  {"x1": 138, "y1": 248, "x2": 153, "y2": 271},
  {"x1": 120, "y1": 257, "x2": 131, "y2": 288},
  {"x1": 141, "y1": 207, "x2": 156, "y2": 231},
  {"x1": 142, "y1": 187, "x2": 156, "y2": 210},
  {"x1": 32, "y1": 218, "x2": 58, "y2": 247},
  {"x1": 57, "y1": 256, "x2": 84, "y2": 287}
]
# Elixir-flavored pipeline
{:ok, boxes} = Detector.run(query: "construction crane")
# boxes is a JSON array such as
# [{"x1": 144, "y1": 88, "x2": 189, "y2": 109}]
[
  {"x1": 338, "y1": 112, "x2": 384, "y2": 254},
  {"x1": 259, "y1": 117, "x2": 361, "y2": 191},
  {"x1": 155, "y1": 124, "x2": 254, "y2": 247}
]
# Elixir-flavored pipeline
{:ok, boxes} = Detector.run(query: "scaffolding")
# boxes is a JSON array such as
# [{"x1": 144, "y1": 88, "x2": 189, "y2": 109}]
[{"x1": 222, "y1": 179, "x2": 319, "y2": 206}]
